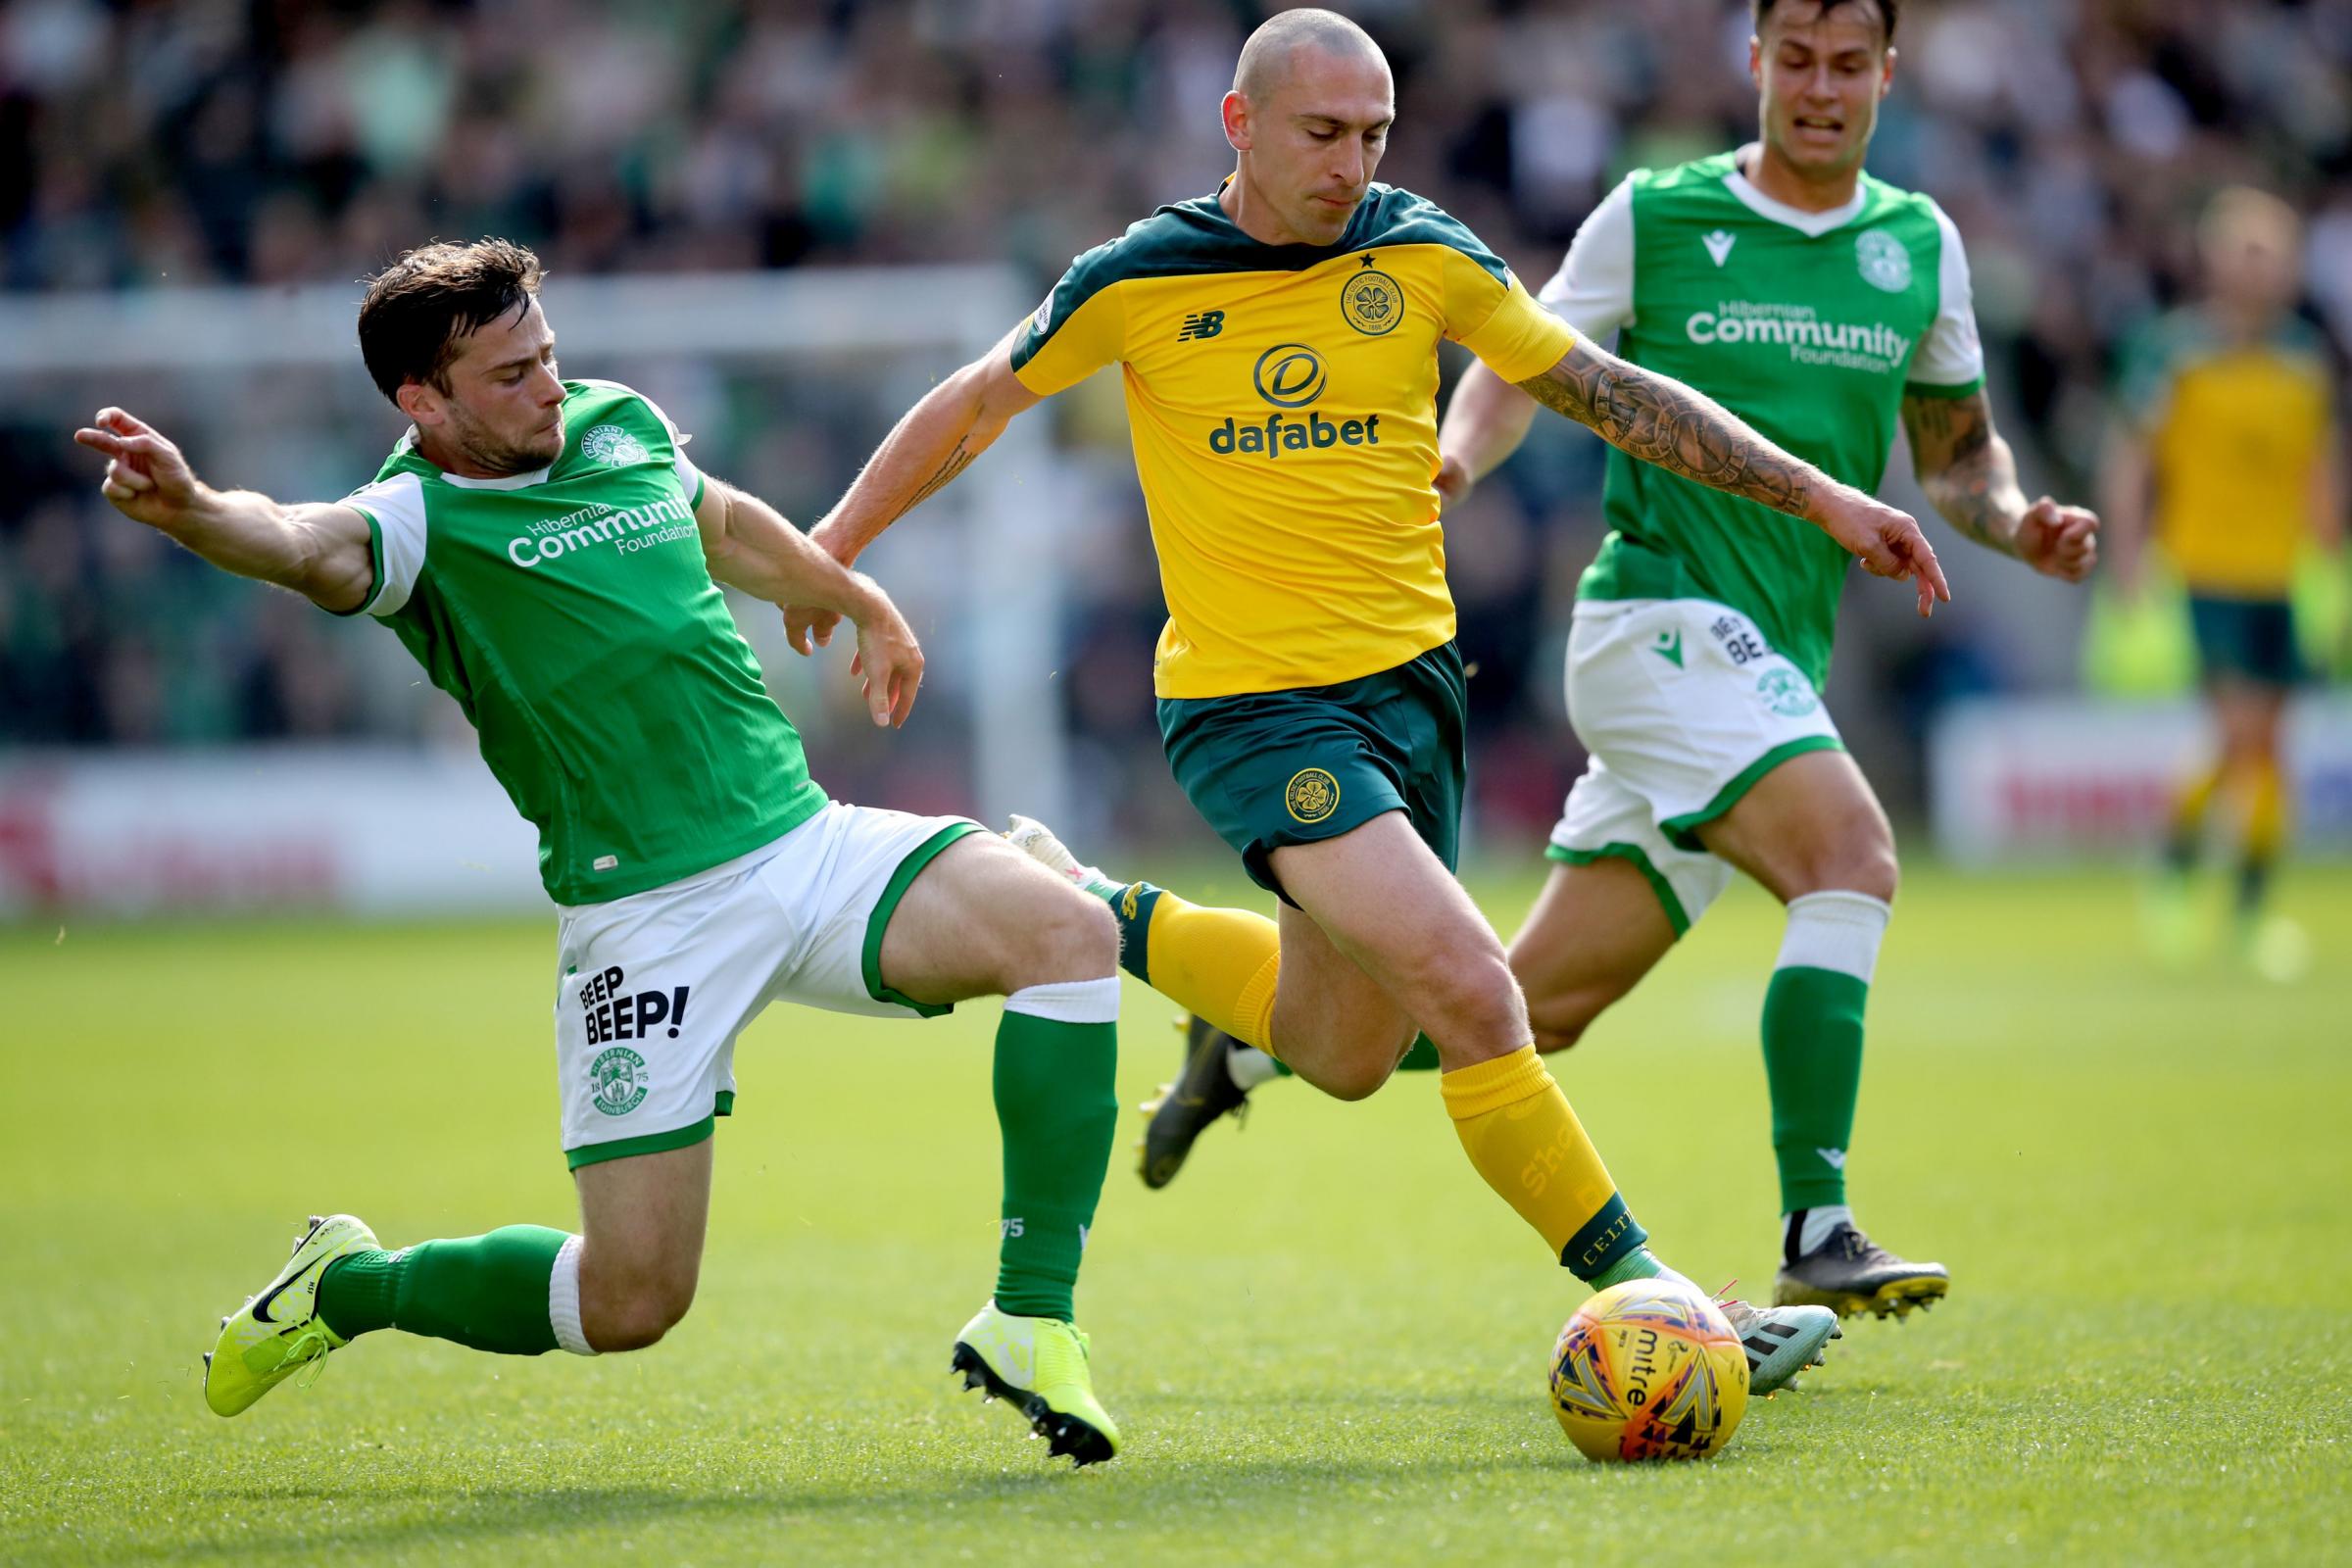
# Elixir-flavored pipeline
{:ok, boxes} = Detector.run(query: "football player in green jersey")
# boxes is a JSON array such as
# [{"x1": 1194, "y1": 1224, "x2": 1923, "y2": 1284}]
[
  {"x1": 1145, "y1": 0, "x2": 2099, "y2": 1326},
  {"x1": 75, "y1": 239, "x2": 1127, "y2": 1464}
]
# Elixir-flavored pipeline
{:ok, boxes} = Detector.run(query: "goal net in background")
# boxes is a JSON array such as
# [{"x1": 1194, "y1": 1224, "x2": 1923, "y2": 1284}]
[{"x1": 0, "y1": 268, "x2": 1110, "y2": 915}]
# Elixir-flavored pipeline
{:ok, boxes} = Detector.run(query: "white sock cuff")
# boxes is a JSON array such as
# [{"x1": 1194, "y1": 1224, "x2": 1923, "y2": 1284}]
[
  {"x1": 1005, "y1": 975, "x2": 1121, "y2": 1025},
  {"x1": 1776, "y1": 891, "x2": 1891, "y2": 985},
  {"x1": 549, "y1": 1234, "x2": 597, "y2": 1356}
]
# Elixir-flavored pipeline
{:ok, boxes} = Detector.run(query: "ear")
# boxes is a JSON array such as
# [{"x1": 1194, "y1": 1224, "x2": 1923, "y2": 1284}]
[
  {"x1": 1221, "y1": 88, "x2": 1250, "y2": 153},
  {"x1": 1747, "y1": 34, "x2": 1764, "y2": 92},
  {"x1": 1880, "y1": 45, "x2": 1897, "y2": 100},
  {"x1": 395, "y1": 379, "x2": 442, "y2": 428}
]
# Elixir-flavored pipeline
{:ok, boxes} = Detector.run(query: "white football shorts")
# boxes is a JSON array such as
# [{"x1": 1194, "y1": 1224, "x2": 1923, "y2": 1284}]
[
  {"x1": 551, "y1": 801, "x2": 981, "y2": 1167},
  {"x1": 1547, "y1": 597, "x2": 1844, "y2": 934}
]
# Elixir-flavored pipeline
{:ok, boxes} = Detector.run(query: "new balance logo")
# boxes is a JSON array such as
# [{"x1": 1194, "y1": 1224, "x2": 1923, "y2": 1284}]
[
  {"x1": 1650, "y1": 630, "x2": 1685, "y2": 668},
  {"x1": 1702, "y1": 230, "x2": 1737, "y2": 268},
  {"x1": 1177, "y1": 310, "x2": 1226, "y2": 341}
]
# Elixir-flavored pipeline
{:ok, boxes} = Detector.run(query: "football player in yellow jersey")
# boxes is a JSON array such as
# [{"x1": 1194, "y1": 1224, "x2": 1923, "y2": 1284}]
[
  {"x1": 2104, "y1": 186, "x2": 2345, "y2": 972},
  {"x1": 790, "y1": 8, "x2": 1948, "y2": 1394}
]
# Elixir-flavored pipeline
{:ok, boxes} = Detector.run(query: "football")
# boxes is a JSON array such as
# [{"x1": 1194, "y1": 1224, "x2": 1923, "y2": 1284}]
[{"x1": 1548, "y1": 1279, "x2": 1749, "y2": 1462}]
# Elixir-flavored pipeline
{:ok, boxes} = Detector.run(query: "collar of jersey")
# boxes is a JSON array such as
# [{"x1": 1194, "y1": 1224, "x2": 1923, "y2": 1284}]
[
  {"x1": 1721, "y1": 144, "x2": 1869, "y2": 238},
  {"x1": 394, "y1": 427, "x2": 555, "y2": 490}
]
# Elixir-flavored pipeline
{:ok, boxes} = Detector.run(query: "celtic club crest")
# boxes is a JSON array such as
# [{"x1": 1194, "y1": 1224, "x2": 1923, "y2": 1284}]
[
  {"x1": 1285, "y1": 766, "x2": 1342, "y2": 823},
  {"x1": 1340, "y1": 265, "x2": 1403, "y2": 336}
]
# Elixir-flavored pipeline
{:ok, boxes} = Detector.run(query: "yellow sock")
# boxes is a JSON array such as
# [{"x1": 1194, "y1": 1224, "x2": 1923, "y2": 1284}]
[
  {"x1": 2244, "y1": 756, "x2": 2287, "y2": 861},
  {"x1": 1441, "y1": 1045, "x2": 1651, "y2": 1279},
  {"x1": 2171, "y1": 758, "x2": 2226, "y2": 837},
  {"x1": 1111, "y1": 886, "x2": 1280, "y2": 1053}
]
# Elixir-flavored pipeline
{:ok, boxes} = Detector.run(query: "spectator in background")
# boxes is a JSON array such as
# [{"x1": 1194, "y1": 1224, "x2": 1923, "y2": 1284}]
[
  {"x1": 1, "y1": 0, "x2": 2346, "y2": 848},
  {"x1": 2104, "y1": 186, "x2": 2344, "y2": 975}
]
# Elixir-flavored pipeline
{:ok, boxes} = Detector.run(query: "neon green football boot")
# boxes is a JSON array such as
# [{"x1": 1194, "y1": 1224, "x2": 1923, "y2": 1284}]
[
  {"x1": 951, "y1": 1300, "x2": 1121, "y2": 1466},
  {"x1": 204, "y1": 1213, "x2": 378, "y2": 1417}
]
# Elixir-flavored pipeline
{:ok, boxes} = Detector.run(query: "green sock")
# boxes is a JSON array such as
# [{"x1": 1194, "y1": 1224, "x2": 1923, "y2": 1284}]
[
  {"x1": 1587, "y1": 1245, "x2": 1674, "y2": 1292},
  {"x1": 992, "y1": 988, "x2": 1118, "y2": 1321},
  {"x1": 1396, "y1": 1033, "x2": 1441, "y2": 1071},
  {"x1": 1764, "y1": 968, "x2": 1869, "y2": 1210},
  {"x1": 316, "y1": 1225, "x2": 567, "y2": 1354},
  {"x1": 1762, "y1": 892, "x2": 1888, "y2": 1212},
  {"x1": 1104, "y1": 882, "x2": 1163, "y2": 983}
]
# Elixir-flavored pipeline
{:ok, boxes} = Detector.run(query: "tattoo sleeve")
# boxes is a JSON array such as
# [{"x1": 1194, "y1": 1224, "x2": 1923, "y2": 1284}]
[
  {"x1": 1516, "y1": 339, "x2": 1817, "y2": 519},
  {"x1": 1901, "y1": 388, "x2": 2026, "y2": 556}
]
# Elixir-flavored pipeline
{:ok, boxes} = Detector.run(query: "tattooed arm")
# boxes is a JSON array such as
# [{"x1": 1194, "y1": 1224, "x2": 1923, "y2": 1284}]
[
  {"x1": 786, "y1": 321, "x2": 1044, "y2": 654},
  {"x1": 1518, "y1": 337, "x2": 1951, "y2": 614},
  {"x1": 1903, "y1": 386, "x2": 2098, "y2": 583}
]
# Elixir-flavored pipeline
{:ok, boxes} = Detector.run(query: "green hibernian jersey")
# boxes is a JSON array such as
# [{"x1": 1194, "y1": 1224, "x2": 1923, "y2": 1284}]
[
  {"x1": 335, "y1": 379, "x2": 827, "y2": 904},
  {"x1": 1547, "y1": 148, "x2": 1985, "y2": 687}
]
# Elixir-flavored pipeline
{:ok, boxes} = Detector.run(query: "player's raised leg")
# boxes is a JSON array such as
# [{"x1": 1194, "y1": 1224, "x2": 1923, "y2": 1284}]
[
  {"x1": 868, "y1": 832, "x2": 1125, "y2": 1463},
  {"x1": 1694, "y1": 749, "x2": 1948, "y2": 1320},
  {"x1": 204, "y1": 1144, "x2": 707, "y2": 1417}
]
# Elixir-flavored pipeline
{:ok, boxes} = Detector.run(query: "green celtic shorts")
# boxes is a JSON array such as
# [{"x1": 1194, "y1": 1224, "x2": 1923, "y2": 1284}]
[{"x1": 1157, "y1": 641, "x2": 1467, "y2": 903}]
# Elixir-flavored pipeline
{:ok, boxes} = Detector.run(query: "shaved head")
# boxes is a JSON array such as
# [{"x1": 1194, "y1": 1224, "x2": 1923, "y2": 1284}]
[{"x1": 1234, "y1": 8, "x2": 1386, "y2": 102}]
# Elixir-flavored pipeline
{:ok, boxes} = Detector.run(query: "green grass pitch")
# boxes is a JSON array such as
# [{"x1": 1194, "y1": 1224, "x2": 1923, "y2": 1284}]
[{"x1": 3, "y1": 861, "x2": 2347, "y2": 1565}]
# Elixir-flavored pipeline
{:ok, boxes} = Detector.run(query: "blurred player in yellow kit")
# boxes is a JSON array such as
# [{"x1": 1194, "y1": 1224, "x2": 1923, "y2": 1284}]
[
  {"x1": 787, "y1": 8, "x2": 1955, "y2": 1394},
  {"x1": 2104, "y1": 187, "x2": 2344, "y2": 974}
]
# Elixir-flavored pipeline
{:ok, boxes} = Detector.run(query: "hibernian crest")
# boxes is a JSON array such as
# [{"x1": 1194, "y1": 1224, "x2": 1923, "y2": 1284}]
[
  {"x1": 581, "y1": 423, "x2": 650, "y2": 466},
  {"x1": 1285, "y1": 767, "x2": 1341, "y2": 824},
  {"x1": 1756, "y1": 668, "x2": 1821, "y2": 717},
  {"x1": 591, "y1": 1047, "x2": 649, "y2": 1115},
  {"x1": 1854, "y1": 228, "x2": 1912, "y2": 293}
]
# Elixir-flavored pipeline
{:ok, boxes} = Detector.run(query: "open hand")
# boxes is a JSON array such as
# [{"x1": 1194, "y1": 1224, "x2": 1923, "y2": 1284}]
[
  {"x1": 1818, "y1": 486, "x2": 1952, "y2": 617},
  {"x1": 2015, "y1": 497, "x2": 2099, "y2": 583},
  {"x1": 74, "y1": 408, "x2": 198, "y2": 532},
  {"x1": 849, "y1": 593, "x2": 924, "y2": 728}
]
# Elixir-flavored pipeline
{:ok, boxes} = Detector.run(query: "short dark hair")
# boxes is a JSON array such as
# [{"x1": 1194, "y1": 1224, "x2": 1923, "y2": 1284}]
[
  {"x1": 1753, "y1": 0, "x2": 1897, "y2": 44},
  {"x1": 357, "y1": 238, "x2": 543, "y2": 404}
]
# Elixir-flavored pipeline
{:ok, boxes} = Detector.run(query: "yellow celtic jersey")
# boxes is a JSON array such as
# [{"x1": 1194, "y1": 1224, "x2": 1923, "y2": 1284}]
[
  {"x1": 2124, "y1": 309, "x2": 2333, "y2": 596},
  {"x1": 1011, "y1": 183, "x2": 1576, "y2": 698}
]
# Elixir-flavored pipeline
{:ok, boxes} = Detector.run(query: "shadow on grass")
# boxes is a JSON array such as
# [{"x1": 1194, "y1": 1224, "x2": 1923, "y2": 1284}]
[{"x1": 136, "y1": 1439, "x2": 1600, "y2": 1560}]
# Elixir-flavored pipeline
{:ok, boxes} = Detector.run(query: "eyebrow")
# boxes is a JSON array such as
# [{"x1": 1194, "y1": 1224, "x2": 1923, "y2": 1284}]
[
  {"x1": 1298, "y1": 112, "x2": 1394, "y2": 131},
  {"x1": 484, "y1": 340, "x2": 556, "y2": 375}
]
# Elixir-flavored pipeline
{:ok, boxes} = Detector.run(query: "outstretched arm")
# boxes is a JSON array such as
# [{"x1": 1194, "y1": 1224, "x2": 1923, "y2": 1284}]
[
  {"x1": 695, "y1": 475, "x2": 925, "y2": 728},
  {"x1": 786, "y1": 323, "x2": 1043, "y2": 652},
  {"x1": 1903, "y1": 387, "x2": 2097, "y2": 583},
  {"x1": 1433, "y1": 362, "x2": 1541, "y2": 515},
  {"x1": 73, "y1": 407, "x2": 375, "y2": 612},
  {"x1": 1516, "y1": 339, "x2": 1951, "y2": 615}
]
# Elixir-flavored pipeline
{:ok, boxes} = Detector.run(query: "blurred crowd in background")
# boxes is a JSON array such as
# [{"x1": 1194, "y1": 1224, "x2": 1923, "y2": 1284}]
[{"x1": 3, "y1": 0, "x2": 2349, "y2": 841}]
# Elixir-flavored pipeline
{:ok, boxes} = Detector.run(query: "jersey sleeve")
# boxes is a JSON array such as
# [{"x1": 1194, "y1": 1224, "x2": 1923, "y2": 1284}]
[
  {"x1": 1446, "y1": 254, "x2": 1578, "y2": 383},
  {"x1": 632, "y1": 392, "x2": 705, "y2": 507},
  {"x1": 1009, "y1": 246, "x2": 1128, "y2": 397},
  {"x1": 1906, "y1": 201, "x2": 1986, "y2": 397},
  {"x1": 1536, "y1": 174, "x2": 1637, "y2": 342},
  {"x1": 335, "y1": 471, "x2": 428, "y2": 618}
]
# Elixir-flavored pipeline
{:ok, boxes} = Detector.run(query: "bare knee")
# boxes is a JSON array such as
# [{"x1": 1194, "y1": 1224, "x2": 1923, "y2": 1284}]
[
  {"x1": 1396, "y1": 947, "x2": 1525, "y2": 1053},
  {"x1": 1004, "y1": 885, "x2": 1118, "y2": 992},
  {"x1": 1834, "y1": 842, "x2": 1900, "y2": 906},
  {"x1": 1526, "y1": 987, "x2": 1608, "y2": 1054},
  {"x1": 1294, "y1": 1033, "x2": 1411, "y2": 1102},
  {"x1": 582, "y1": 1261, "x2": 698, "y2": 1352}
]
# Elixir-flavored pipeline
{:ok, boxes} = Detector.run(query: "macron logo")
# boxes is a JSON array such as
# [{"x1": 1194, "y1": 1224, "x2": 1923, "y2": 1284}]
[
  {"x1": 1703, "y1": 230, "x2": 1737, "y2": 268},
  {"x1": 1817, "y1": 1147, "x2": 1846, "y2": 1170}
]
